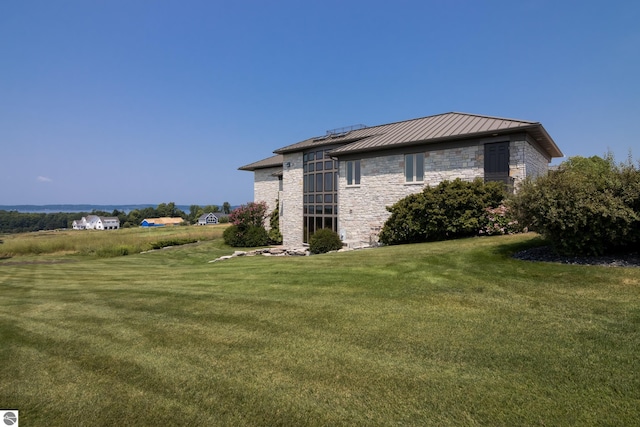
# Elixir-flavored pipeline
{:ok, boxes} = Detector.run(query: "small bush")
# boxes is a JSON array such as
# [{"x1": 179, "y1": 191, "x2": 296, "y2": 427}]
[
  {"x1": 223, "y1": 224, "x2": 268, "y2": 247},
  {"x1": 223, "y1": 224, "x2": 244, "y2": 247},
  {"x1": 243, "y1": 226, "x2": 268, "y2": 247},
  {"x1": 268, "y1": 199, "x2": 283, "y2": 245},
  {"x1": 229, "y1": 202, "x2": 268, "y2": 229},
  {"x1": 479, "y1": 204, "x2": 524, "y2": 236},
  {"x1": 309, "y1": 228, "x2": 343, "y2": 254},
  {"x1": 268, "y1": 228, "x2": 283, "y2": 245}
]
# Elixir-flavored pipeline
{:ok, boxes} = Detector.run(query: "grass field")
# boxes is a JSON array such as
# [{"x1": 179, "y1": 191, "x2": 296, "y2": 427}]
[
  {"x1": 0, "y1": 225, "x2": 225, "y2": 259},
  {"x1": 0, "y1": 230, "x2": 638, "y2": 425}
]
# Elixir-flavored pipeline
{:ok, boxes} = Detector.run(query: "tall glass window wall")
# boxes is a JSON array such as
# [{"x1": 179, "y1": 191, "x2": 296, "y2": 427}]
[{"x1": 303, "y1": 147, "x2": 339, "y2": 243}]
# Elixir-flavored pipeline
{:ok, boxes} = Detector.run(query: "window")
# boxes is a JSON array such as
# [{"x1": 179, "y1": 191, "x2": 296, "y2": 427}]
[
  {"x1": 405, "y1": 153, "x2": 424, "y2": 182},
  {"x1": 346, "y1": 160, "x2": 361, "y2": 186},
  {"x1": 303, "y1": 147, "x2": 339, "y2": 243}
]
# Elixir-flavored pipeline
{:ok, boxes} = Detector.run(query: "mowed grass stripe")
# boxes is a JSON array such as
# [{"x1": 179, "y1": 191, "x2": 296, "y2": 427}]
[{"x1": 1, "y1": 234, "x2": 639, "y2": 425}]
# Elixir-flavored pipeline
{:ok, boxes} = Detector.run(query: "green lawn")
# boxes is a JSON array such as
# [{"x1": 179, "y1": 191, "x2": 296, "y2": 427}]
[{"x1": 1, "y1": 233, "x2": 638, "y2": 426}]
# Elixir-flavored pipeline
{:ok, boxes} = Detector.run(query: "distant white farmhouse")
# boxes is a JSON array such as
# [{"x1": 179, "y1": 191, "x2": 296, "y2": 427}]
[
  {"x1": 197, "y1": 212, "x2": 228, "y2": 225},
  {"x1": 72, "y1": 215, "x2": 120, "y2": 230}
]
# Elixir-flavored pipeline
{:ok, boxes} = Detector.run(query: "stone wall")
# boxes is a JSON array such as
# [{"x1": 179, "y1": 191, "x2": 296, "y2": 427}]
[
  {"x1": 280, "y1": 152, "x2": 304, "y2": 247},
  {"x1": 523, "y1": 136, "x2": 551, "y2": 179},
  {"x1": 337, "y1": 138, "x2": 550, "y2": 246},
  {"x1": 253, "y1": 167, "x2": 281, "y2": 229},
  {"x1": 509, "y1": 136, "x2": 551, "y2": 188},
  {"x1": 338, "y1": 153, "x2": 426, "y2": 247},
  {"x1": 423, "y1": 145, "x2": 484, "y2": 184}
]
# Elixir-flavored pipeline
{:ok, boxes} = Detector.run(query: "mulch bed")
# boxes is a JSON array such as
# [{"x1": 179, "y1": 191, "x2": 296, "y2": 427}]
[{"x1": 513, "y1": 246, "x2": 640, "y2": 267}]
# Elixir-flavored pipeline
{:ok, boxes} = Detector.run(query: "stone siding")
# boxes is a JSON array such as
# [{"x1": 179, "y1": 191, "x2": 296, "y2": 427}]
[
  {"x1": 423, "y1": 145, "x2": 484, "y2": 185},
  {"x1": 509, "y1": 137, "x2": 550, "y2": 188},
  {"x1": 253, "y1": 167, "x2": 281, "y2": 229},
  {"x1": 338, "y1": 146, "x2": 487, "y2": 247},
  {"x1": 280, "y1": 152, "x2": 304, "y2": 247},
  {"x1": 523, "y1": 137, "x2": 550, "y2": 179},
  {"x1": 337, "y1": 139, "x2": 550, "y2": 246},
  {"x1": 338, "y1": 153, "x2": 425, "y2": 247}
]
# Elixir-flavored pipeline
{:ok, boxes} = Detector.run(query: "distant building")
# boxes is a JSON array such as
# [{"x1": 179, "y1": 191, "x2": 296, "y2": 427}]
[
  {"x1": 140, "y1": 217, "x2": 184, "y2": 227},
  {"x1": 72, "y1": 215, "x2": 120, "y2": 230},
  {"x1": 197, "y1": 212, "x2": 228, "y2": 225}
]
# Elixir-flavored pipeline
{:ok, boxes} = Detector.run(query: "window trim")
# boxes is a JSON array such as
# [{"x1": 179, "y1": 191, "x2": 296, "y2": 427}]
[
  {"x1": 346, "y1": 160, "x2": 361, "y2": 186},
  {"x1": 404, "y1": 153, "x2": 424, "y2": 183}
]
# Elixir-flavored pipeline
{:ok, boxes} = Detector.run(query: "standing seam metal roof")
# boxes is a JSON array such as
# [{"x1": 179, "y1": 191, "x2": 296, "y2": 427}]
[
  {"x1": 273, "y1": 112, "x2": 562, "y2": 158},
  {"x1": 238, "y1": 154, "x2": 284, "y2": 171}
]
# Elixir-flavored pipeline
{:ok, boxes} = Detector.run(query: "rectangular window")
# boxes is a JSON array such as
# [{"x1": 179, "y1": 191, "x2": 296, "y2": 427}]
[
  {"x1": 324, "y1": 172, "x2": 333, "y2": 192},
  {"x1": 347, "y1": 160, "x2": 361, "y2": 186},
  {"x1": 405, "y1": 153, "x2": 424, "y2": 183},
  {"x1": 316, "y1": 173, "x2": 323, "y2": 192}
]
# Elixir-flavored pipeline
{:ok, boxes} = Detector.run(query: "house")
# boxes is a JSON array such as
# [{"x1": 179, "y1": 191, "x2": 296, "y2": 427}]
[
  {"x1": 239, "y1": 112, "x2": 563, "y2": 248},
  {"x1": 140, "y1": 217, "x2": 184, "y2": 227},
  {"x1": 197, "y1": 212, "x2": 228, "y2": 225},
  {"x1": 72, "y1": 215, "x2": 120, "y2": 230}
]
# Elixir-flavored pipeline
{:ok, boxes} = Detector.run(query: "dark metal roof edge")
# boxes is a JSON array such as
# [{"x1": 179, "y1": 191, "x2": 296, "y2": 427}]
[{"x1": 238, "y1": 154, "x2": 283, "y2": 171}]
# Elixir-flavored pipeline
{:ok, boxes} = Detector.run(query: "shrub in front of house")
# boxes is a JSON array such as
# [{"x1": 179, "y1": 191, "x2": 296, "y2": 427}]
[
  {"x1": 479, "y1": 204, "x2": 524, "y2": 236},
  {"x1": 223, "y1": 202, "x2": 270, "y2": 247},
  {"x1": 510, "y1": 154, "x2": 640, "y2": 256},
  {"x1": 223, "y1": 225, "x2": 243, "y2": 247},
  {"x1": 228, "y1": 201, "x2": 268, "y2": 229},
  {"x1": 243, "y1": 226, "x2": 269, "y2": 247},
  {"x1": 268, "y1": 199, "x2": 283, "y2": 245},
  {"x1": 309, "y1": 228, "x2": 343, "y2": 254},
  {"x1": 223, "y1": 224, "x2": 268, "y2": 247},
  {"x1": 379, "y1": 178, "x2": 506, "y2": 245}
]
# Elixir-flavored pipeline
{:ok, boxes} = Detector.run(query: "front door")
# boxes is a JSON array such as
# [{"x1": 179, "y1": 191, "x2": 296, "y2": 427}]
[{"x1": 484, "y1": 142, "x2": 510, "y2": 184}]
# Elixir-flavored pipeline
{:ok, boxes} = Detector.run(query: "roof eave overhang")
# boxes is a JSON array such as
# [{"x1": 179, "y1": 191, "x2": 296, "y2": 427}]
[
  {"x1": 520, "y1": 124, "x2": 564, "y2": 158},
  {"x1": 329, "y1": 125, "x2": 563, "y2": 159}
]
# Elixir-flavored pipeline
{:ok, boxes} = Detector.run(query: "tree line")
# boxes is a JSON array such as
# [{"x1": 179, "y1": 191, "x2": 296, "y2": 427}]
[{"x1": 0, "y1": 202, "x2": 232, "y2": 234}]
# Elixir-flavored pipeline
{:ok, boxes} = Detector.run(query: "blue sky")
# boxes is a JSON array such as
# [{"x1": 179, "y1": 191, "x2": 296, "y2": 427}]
[{"x1": 1, "y1": 0, "x2": 638, "y2": 206}]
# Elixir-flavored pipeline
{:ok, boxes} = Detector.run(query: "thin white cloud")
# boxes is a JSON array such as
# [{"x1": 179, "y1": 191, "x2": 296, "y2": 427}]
[{"x1": 37, "y1": 176, "x2": 53, "y2": 182}]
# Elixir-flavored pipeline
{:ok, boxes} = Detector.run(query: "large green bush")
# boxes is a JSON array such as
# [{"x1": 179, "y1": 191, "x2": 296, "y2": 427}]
[
  {"x1": 379, "y1": 179, "x2": 506, "y2": 245},
  {"x1": 223, "y1": 224, "x2": 268, "y2": 247},
  {"x1": 309, "y1": 228, "x2": 343, "y2": 254},
  {"x1": 510, "y1": 155, "x2": 640, "y2": 256},
  {"x1": 223, "y1": 202, "x2": 270, "y2": 247}
]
